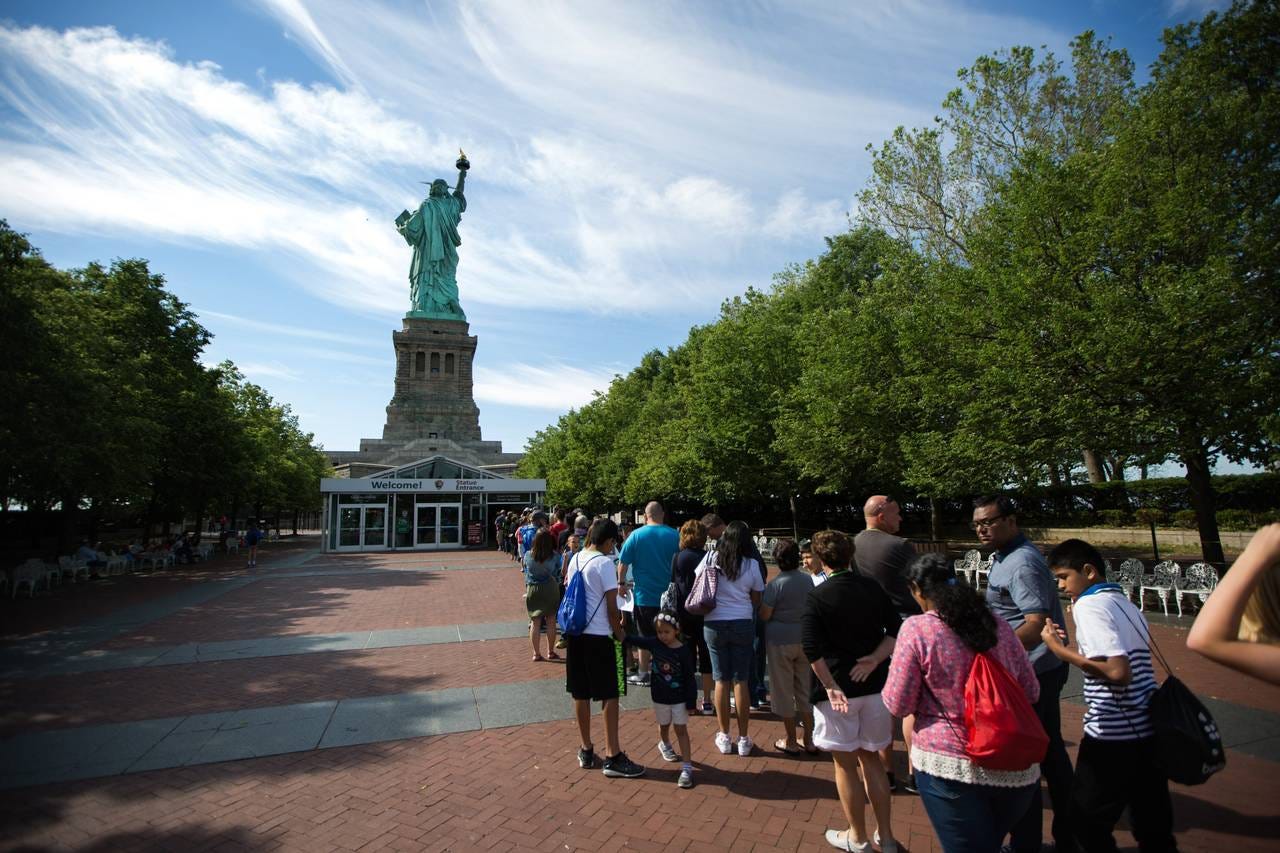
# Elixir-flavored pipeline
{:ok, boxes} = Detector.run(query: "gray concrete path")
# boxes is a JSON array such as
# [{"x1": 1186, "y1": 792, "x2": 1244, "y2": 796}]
[
  {"x1": 3, "y1": 620, "x2": 531, "y2": 678},
  {"x1": 0, "y1": 676, "x2": 651, "y2": 790}
]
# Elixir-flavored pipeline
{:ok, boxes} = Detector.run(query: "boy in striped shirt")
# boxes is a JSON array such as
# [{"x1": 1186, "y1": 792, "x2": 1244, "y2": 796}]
[{"x1": 1041, "y1": 539, "x2": 1175, "y2": 852}]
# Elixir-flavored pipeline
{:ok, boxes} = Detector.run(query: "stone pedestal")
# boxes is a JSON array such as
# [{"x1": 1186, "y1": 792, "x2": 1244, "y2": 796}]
[
  {"x1": 325, "y1": 315, "x2": 523, "y2": 474},
  {"x1": 382, "y1": 317, "x2": 481, "y2": 443}
]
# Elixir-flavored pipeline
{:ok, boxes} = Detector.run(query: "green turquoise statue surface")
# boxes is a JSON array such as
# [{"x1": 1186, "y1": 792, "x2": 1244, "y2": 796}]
[{"x1": 395, "y1": 152, "x2": 470, "y2": 320}]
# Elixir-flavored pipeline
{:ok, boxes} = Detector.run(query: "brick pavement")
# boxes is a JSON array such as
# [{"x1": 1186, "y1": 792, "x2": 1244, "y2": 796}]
[
  {"x1": 0, "y1": 538, "x2": 320, "y2": 643},
  {"x1": 101, "y1": 569, "x2": 528, "y2": 649},
  {"x1": 0, "y1": 538, "x2": 1276, "y2": 851},
  {"x1": 2, "y1": 704, "x2": 1276, "y2": 852}
]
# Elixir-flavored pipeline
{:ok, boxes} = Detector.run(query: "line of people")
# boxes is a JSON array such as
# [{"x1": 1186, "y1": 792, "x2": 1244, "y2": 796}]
[{"x1": 554, "y1": 495, "x2": 1249, "y2": 853}]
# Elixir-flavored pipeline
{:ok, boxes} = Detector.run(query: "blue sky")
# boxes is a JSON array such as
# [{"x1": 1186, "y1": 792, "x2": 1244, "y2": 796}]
[{"x1": 0, "y1": 0, "x2": 1231, "y2": 460}]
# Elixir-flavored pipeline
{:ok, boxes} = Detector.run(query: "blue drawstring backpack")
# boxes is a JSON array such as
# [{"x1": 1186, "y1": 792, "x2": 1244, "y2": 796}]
[{"x1": 559, "y1": 553, "x2": 606, "y2": 636}]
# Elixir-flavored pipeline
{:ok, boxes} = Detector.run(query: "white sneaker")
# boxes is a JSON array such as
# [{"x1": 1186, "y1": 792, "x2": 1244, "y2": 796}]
[
  {"x1": 824, "y1": 830, "x2": 872, "y2": 852},
  {"x1": 657, "y1": 740, "x2": 679, "y2": 762},
  {"x1": 715, "y1": 731, "x2": 733, "y2": 754},
  {"x1": 737, "y1": 735, "x2": 752, "y2": 756}
]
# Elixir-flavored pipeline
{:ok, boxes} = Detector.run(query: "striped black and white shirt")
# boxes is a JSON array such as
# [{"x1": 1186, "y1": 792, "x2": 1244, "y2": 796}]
[{"x1": 1073, "y1": 586, "x2": 1158, "y2": 740}]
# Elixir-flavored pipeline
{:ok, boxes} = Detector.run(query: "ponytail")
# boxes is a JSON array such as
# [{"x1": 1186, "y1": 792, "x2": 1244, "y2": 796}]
[{"x1": 906, "y1": 553, "x2": 997, "y2": 653}]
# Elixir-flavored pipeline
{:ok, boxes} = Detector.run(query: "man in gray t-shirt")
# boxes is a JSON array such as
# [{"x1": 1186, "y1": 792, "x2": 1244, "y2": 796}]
[
  {"x1": 973, "y1": 495, "x2": 1073, "y2": 853},
  {"x1": 853, "y1": 496, "x2": 922, "y2": 617},
  {"x1": 852, "y1": 495, "x2": 921, "y2": 792}
]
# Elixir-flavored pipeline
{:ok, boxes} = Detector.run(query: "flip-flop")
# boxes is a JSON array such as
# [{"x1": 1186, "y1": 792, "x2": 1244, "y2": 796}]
[
  {"x1": 804, "y1": 744, "x2": 822, "y2": 755},
  {"x1": 774, "y1": 738, "x2": 803, "y2": 755},
  {"x1": 546, "y1": 651, "x2": 561, "y2": 660},
  {"x1": 532, "y1": 655, "x2": 544, "y2": 662}
]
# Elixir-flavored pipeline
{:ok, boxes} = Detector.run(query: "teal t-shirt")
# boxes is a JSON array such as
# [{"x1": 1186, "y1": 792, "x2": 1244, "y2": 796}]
[{"x1": 618, "y1": 523, "x2": 679, "y2": 607}]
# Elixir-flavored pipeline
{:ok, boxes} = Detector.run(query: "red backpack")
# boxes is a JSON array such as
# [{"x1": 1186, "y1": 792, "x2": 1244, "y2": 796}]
[{"x1": 961, "y1": 651, "x2": 1049, "y2": 770}]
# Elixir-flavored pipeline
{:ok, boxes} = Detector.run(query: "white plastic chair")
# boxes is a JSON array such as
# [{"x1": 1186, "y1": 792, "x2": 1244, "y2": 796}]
[
  {"x1": 1140, "y1": 560, "x2": 1183, "y2": 616},
  {"x1": 141, "y1": 551, "x2": 171, "y2": 572},
  {"x1": 11, "y1": 559, "x2": 45, "y2": 598},
  {"x1": 59, "y1": 556, "x2": 90, "y2": 582},
  {"x1": 40, "y1": 560, "x2": 61, "y2": 591},
  {"x1": 1177, "y1": 562, "x2": 1219, "y2": 613},
  {"x1": 10, "y1": 563, "x2": 33, "y2": 598}
]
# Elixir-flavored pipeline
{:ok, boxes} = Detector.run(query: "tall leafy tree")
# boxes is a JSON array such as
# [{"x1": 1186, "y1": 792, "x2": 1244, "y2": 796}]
[
  {"x1": 962, "y1": 1, "x2": 1279, "y2": 563},
  {"x1": 859, "y1": 32, "x2": 1136, "y2": 482}
]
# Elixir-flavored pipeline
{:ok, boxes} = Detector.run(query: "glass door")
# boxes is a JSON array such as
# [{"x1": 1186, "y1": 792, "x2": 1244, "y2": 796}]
[
  {"x1": 338, "y1": 507, "x2": 362, "y2": 549},
  {"x1": 439, "y1": 505, "x2": 461, "y2": 545},
  {"x1": 337, "y1": 504, "x2": 389, "y2": 551},
  {"x1": 362, "y1": 507, "x2": 386, "y2": 549},
  {"x1": 413, "y1": 503, "x2": 463, "y2": 549},
  {"x1": 415, "y1": 504, "x2": 437, "y2": 547}
]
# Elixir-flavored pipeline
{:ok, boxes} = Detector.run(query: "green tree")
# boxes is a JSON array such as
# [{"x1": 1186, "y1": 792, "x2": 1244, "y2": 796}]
[
  {"x1": 859, "y1": 33, "x2": 1136, "y2": 482},
  {"x1": 1, "y1": 222, "x2": 328, "y2": 544},
  {"x1": 960, "y1": 1, "x2": 1280, "y2": 563}
]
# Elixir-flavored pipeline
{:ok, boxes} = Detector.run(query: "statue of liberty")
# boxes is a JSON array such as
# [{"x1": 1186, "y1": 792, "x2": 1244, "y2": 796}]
[{"x1": 395, "y1": 151, "x2": 469, "y2": 321}]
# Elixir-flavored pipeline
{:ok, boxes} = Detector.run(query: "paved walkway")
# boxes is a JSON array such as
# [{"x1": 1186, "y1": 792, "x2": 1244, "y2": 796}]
[{"x1": 1, "y1": 538, "x2": 1277, "y2": 851}]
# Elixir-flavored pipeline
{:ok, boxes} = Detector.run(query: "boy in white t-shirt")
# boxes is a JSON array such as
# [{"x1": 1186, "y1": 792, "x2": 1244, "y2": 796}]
[
  {"x1": 1041, "y1": 539, "x2": 1175, "y2": 853},
  {"x1": 564, "y1": 518, "x2": 644, "y2": 779}
]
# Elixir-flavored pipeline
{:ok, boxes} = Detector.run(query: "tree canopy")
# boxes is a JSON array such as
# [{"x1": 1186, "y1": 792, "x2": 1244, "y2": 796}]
[{"x1": 0, "y1": 223, "x2": 330, "y2": 543}]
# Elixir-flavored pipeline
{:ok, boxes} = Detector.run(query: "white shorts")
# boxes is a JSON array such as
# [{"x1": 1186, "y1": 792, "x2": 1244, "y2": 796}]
[
  {"x1": 813, "y1": 693, "x2": 892, "y2": 753},
  {"x1": 653, "y1": 702, "x2": 689, "y2": 726}
]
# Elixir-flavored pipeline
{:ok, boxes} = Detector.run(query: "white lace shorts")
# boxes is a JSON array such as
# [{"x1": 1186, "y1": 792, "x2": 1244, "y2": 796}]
[{"x1": 813, "y1": 693, "x2": 892, "y2": 753}]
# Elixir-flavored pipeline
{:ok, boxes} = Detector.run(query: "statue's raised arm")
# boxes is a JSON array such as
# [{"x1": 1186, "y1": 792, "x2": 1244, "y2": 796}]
[
  {"x1": 453, "y1": 149, "x2": 468, "y2": 212},
  {"x1": 395, "y1": 150, "x2": 471, "y2": 322}
]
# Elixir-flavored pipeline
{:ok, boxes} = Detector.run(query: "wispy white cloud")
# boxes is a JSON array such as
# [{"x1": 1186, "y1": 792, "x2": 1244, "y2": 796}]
[
  {"x1": 236, "y1": 361, "x2": 304, "y2": 381},
  {"x1": 473, "y1": 362, "x2": 616, "y2": 411},
  {"x1": 256, "y1": 0, "x2": 359, "y2": 87},
  {"x1": 1163, "y1": 0, "x2": 1230, "y2": 17},
  {"x1": 197, "y1": 309, "x2": 382, "y2": 348},
  {"x1": 0, "y1": 25, "x2": 425, "y2": 312},
  {"x1": 764, "y1": 190, "x2": 850, "y2": 241}
]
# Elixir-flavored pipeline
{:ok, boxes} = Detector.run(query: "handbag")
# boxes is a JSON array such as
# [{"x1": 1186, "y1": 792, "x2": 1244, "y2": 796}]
[
  {"x1": 1114, "y1": 606, "x2": 1225, "y2": 785},
  {"x1": 684, "y1": 551, "x2": 719, "y2": 615},
  {"x1": 659, "y1": 552, "x2": 683, "y2": 613}
]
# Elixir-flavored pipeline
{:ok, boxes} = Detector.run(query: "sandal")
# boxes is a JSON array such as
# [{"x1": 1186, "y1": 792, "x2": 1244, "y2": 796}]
[
  {"x1": 804, "y1": 743, "x2": 821, "y2": 755},
  {"x1": 774, "y1": 738, "x2": 803, "y2": 755},
  {"x1": 532, "y1": 654, "x2": 544, "y2": 661},
  {"x1": 546, "y1": 651, "x2": 561, "y2": 660}
]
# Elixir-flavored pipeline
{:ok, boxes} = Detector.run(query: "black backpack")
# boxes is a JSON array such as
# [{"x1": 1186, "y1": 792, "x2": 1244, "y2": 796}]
[{"x1": 1117, "y1": 607, "x2": 1225, "y2": 785}]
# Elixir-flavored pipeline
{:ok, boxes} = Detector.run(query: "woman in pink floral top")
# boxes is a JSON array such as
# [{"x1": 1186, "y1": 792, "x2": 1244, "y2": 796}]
[{"x1": 882, "y1": 554, "x2": 1040, "y2": 853}]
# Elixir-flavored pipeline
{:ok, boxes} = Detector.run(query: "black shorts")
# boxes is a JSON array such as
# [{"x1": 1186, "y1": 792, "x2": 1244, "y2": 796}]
[
  {"x1": 565, "y1": 633, "x2": 626, "y2": 701},
  {"x1": 634, "y1": 605, "x2": 660, "y2": 638}
]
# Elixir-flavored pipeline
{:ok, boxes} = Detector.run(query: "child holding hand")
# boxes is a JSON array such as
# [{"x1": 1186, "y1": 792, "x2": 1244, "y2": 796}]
[{"x1": 627, "y1": 611, "x2": 698, "y2": 788}]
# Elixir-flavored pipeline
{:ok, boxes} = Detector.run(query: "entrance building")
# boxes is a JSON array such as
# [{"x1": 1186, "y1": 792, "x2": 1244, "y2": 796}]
[{"x1": 320, "y1": 455, "x2": 546, "y2": 553}]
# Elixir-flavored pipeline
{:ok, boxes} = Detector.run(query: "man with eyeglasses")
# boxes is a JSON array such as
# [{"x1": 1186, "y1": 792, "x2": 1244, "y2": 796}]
[{"x1": 972, "y1": 495, "x2": 1075, "y2": 853}]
